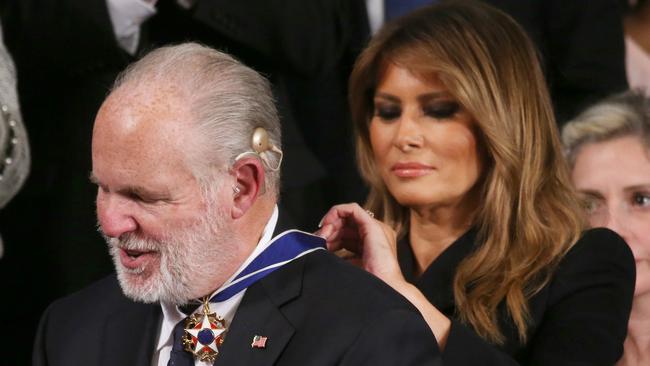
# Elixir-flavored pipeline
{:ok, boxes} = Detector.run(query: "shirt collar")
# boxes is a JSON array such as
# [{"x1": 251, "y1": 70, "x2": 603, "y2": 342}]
[{"x1": 155, "y1": 205, "x2": 279, "y2": 353}]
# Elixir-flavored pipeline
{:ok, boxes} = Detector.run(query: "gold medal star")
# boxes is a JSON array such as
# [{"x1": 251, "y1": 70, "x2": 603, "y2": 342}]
[{"x1": 186, "y1": 313, "x2": 226, "y2": 354}]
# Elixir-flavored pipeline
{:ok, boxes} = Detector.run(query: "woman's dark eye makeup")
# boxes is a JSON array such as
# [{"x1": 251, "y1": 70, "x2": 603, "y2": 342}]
[
  {"x1": 374, "y1": 103, "x2": 401, "y2": 120},
  {"x1": 373, "y1": 100, "x2": 460, "y2": 121},
  {"x1": 424, "y1": 101, "x2": 460, "y2": 119}
]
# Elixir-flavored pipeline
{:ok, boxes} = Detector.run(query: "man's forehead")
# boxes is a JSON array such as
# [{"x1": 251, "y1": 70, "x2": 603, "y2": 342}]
[
  {"x1": 95, "y1": 85, "x2": 192, "y2": 142},
  {"x1": 91, "y1": 84, "x2": 198, "y2": 178},
  {"x1": 102, "y1": 82, "x2": 187, "y2": 118},
  {"x1": 90, "y1": 125, "x2": 197, "y2": 194}
]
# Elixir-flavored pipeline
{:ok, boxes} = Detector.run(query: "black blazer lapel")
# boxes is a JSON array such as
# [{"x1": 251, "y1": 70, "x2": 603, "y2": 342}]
[
  {"x1": 101, "y1": 303, "x2": 161, "y2": 366},
  {"x1": 216, "y1": 255, "x2": 305, "y2": 366}
]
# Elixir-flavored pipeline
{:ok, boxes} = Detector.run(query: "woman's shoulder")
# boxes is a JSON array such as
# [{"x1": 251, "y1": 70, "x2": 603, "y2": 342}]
[
  {"x1": 523, "y1": 228, "x2": 635, "y2": 364},
  {"x1": 563, "y1": 228, "x2": 634, "y2": 267},
  {"x1": 550, "y1": 227, "x2": 635, "y2": 297}
]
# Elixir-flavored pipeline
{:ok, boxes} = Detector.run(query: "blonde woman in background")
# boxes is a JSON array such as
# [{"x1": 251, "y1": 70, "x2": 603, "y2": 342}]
[
  {"x1": 563, "y1": 90, "x2": 650, "y2": 366},
  {"x1": 319, "y1": 1, "x2": 636, "y2": 364}
]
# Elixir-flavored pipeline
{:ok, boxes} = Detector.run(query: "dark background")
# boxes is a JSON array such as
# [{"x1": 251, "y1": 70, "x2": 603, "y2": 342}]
[{"x1": 0, "y1": 0, "x2": 628, "y2": 363}]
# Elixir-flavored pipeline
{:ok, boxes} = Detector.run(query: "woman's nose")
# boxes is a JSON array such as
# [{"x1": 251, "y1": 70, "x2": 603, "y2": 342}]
[{"x1": 394, "y1": 116, "x2": 424, "y2": 151}]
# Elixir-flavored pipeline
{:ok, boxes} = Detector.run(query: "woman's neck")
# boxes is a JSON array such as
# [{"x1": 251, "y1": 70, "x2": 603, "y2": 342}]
[
  {"x1": 408, "y1": 196, "x2": 477, "y2": 276},
  {"x1": 618, "y1": 293, "x2": 650, "y2": 365}
]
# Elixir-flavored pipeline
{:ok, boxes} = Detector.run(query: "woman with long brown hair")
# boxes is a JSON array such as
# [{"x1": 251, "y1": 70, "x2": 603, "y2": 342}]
[{"x1": 318, "y1": 1, "x2": 636, "y2": 364}]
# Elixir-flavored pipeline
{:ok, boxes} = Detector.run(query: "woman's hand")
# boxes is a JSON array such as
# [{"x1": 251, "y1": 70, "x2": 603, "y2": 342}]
[
  {"x1": 316, "y1": 203, "x2": 405, "y2": 288},
  {"x1": 317, "y1": 203, "x2": 452, "y2": 348}
]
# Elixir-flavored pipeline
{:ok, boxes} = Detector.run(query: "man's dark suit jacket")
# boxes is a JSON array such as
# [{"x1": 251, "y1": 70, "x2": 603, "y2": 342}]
[
  {"x1": 33, "y1": 208, "x2": 440, "y2": 366},
  {"x1": 33, "y1": 250, "x2": 440, "y2": 366},
  {"x1": 0, "y1": 1, "x2": 368, "y2": 360}
]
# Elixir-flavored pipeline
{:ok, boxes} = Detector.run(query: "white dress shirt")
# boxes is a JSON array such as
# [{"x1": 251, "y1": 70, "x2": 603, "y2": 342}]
[
  {"x1": 151, "y1": 206, "x2": 279, "y2": 366},
  {"x1": 106, "y1": 0, "x2": 196, "y2": 55},
  {"x1": 625, "y1": 36, "x2": 650, "y2": 95},
  {"x1": 365, "y1": 0, "x2": 384, "y2": 35}
]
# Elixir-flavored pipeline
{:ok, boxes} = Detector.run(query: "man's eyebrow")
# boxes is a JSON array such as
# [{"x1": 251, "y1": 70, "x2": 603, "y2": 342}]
[
  {"x1": 118, "y1": 184, "x2": 173, "y2": 201},
  {"x1": 121, "y1": 185, "x2": 159, "y2": 197},
  {"x1": 88, "y1": 173, "x2": 168, "y2": 198}
]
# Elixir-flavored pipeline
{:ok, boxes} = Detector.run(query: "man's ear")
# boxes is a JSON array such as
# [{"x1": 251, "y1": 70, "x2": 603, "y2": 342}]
[{"x1": 230, "y1": 156, "x2": 266, "y2": 219}]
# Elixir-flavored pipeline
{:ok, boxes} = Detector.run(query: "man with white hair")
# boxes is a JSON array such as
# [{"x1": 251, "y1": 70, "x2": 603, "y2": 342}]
[{"x1": 32, "y1": 43, "x2": 439, "y2": 366}]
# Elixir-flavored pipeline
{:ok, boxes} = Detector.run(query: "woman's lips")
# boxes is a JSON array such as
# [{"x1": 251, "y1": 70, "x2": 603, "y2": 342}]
[
  {"x1": 391, "y1": 162, "x2": 435, "y2": 178},
  {"x1": 119, "y1": 248, "x2": 157, "y2": 270}
]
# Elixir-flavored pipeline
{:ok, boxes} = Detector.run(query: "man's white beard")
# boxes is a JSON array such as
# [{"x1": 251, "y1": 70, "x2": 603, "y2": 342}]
[{"x1": 104, "y1": 206, "x2": 236, "y2": 305}]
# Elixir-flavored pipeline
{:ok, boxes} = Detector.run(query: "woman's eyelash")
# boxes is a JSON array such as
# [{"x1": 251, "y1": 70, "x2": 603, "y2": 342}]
[
  {"x1": 374, "y1": 105, "x2": 401, "y2": 120},
  {"x1": 424, "y1": 102, "x2": 460, "y2": 119},
  {"x1": 373, "y1": 100, "x2": 461, "y2": 120}
]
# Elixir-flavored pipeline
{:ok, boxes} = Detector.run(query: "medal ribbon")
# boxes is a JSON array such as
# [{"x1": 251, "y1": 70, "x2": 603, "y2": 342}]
[{"x1": 210, "y1": 230, "x2": 325, "y2": 303}]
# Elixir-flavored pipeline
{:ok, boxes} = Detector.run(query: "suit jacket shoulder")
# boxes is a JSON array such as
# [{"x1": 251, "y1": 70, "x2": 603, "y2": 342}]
[
  {"x1": 33, "y1": 275, "x2": 160, "y2": 366},
  {"x1": 34, "y1": 251, "x2": 441, "y2": 366},
  {"x1": 218, "y1": 250, "x2": 441, "y2": 366}
]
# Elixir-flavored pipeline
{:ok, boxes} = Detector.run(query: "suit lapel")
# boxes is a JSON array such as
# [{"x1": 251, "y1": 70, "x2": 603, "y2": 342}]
[
  {"x1": 216, "y1": 247, "x2": 306, "y2": 366},
  {"x1": 101, "y1": 302, "x2": 161, "y2": 366}
]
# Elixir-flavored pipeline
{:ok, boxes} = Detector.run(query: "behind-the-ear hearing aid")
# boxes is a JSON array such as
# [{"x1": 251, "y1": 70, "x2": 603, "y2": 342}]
[
  {"x1": 236, "y1": 127, "x2": 283, "y2": 171},
  {"x1": 251, "y1": 127, "x2": 272, "y2": 154}
]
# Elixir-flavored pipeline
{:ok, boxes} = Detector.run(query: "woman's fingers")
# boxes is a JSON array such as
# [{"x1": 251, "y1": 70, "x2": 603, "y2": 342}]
[
  {"x1": 316, "y1": 205, "x2": 407, "y2": 296},
  {"x1": 319, "y1": 203, "x2": 375, "y2": 229},
  {"x1": 317, "y1": 203, "x2": 375, "y2": 248},
  {"x1": 316, "y1": 203, "x2": 406, "y2": 287},
  {"x1": 316, "y1": 205, "x2": 356, "y2": 241},
  {"x1": 321, "y1": 224, "x2": 364, "y2": 252}
]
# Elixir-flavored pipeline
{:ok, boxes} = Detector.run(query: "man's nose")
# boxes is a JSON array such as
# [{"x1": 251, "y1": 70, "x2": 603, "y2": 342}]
[{"x1": 96, "y1": 192, "x2": 137, "y2": 239}]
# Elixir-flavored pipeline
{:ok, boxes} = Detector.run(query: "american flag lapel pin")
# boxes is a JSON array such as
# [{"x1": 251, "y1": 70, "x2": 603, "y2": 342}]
[{"x1": 251, "y1": 335, "x2": 268, "y2": 349}]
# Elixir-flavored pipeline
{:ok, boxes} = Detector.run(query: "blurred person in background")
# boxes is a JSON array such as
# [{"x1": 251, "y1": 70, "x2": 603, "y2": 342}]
[
  {"x1": 623, "y1": 0, "x2": 650, "y2": 93},
  {"x1": 563, "y1": 90, "x2": 650, "y2": 366},
  {"x1": 319, "y1": 2, "x2": 636, "y2": 364},
  {"x1": 0, "y1": 19, "x2": 29, "y2": 258},
  {"x1": 367, "y1": 0, "x2": 629, "y2": 124},
  {"x1": 0, "y1": 17, "x2": 31, "y2": 361}
]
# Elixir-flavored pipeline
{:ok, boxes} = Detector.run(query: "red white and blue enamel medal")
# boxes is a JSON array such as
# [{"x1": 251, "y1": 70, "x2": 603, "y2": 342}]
[
  {"x1": 182, "y1": 299, "x2": 227, "y2": 363},
  {"x1": 179, "y1": 231, "x2": 326, "y2": 362}
]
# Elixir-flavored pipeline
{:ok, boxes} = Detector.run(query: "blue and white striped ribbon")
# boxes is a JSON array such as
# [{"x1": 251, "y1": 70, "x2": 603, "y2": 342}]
[{"x1": 210, "y1": 230, "x2": 325, "y2": 303}]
